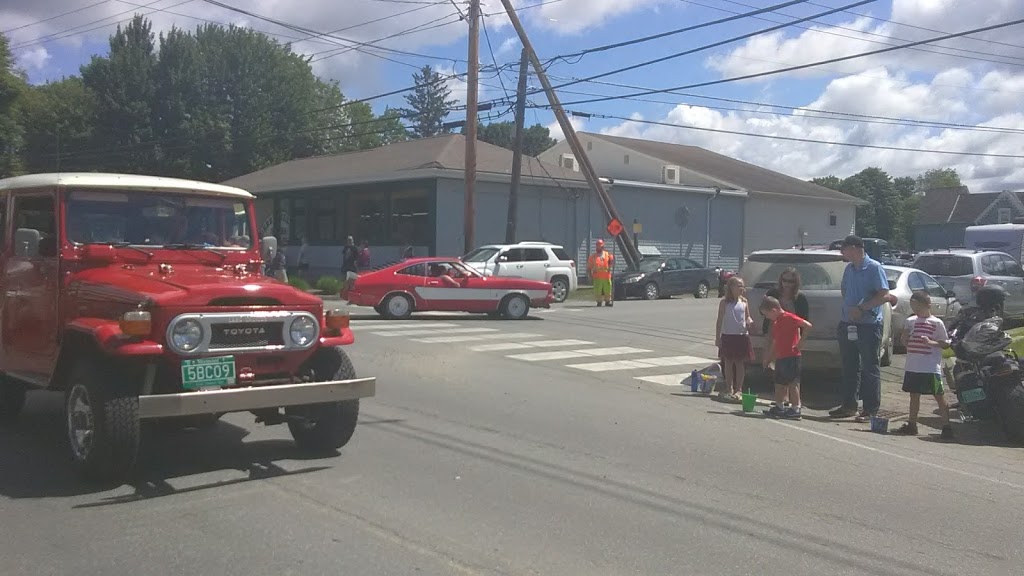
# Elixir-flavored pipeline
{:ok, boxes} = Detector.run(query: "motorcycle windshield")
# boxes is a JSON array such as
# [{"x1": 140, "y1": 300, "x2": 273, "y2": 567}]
[{"x1": 960, "y1": 317, "x2": 1013, "y2": 357}]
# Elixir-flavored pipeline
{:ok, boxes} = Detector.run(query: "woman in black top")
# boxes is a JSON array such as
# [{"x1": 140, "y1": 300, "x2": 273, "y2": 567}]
[{"x1": 762, "y1": 267, "x2": 810, "y2": 336}]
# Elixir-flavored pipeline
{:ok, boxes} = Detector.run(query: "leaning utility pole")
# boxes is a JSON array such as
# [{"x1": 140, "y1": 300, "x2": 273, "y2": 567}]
[
  {"x1": 463, "y1": 0, "x2": 480, "y2": 254},
  {"x1": 497, "y1": 0, "x2": 641, "y2": 269},
  {"x1": 506, "y1": 47, "x2": 529, "y2": 244}
]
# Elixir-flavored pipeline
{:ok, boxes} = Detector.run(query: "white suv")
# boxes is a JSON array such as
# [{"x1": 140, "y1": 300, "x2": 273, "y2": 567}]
[{"x1": 462, "y1": 242, "x2": 578, "y2": 303}]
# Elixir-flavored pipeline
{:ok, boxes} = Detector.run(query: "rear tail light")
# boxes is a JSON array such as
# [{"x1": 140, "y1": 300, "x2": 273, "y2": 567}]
[{"x1": 971, "y1": 276, "x2": 987, "y2": 291}]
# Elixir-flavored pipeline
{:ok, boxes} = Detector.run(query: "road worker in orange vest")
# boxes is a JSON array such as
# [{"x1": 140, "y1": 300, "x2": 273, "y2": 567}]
[{"x1": 587, "y1": 239, "x2": 615, "y2": 307}]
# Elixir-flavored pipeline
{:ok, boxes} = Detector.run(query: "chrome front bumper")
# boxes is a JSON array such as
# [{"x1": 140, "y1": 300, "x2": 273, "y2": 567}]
[{"x1": 137, "y1": 377, "x2": 376, "y2": 419}]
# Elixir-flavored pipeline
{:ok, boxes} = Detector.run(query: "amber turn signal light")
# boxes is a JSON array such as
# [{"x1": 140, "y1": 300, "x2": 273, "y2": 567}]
[
  {"x1": 120, "y1": 310, "x2": 152, "y2": 337},
  {"x1": 325, "y1": 310, "x2": 350, "y2": 331}
]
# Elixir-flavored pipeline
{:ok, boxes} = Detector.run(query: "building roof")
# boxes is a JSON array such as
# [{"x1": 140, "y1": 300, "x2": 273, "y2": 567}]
[
  {"x1": 581, "y1": 132, "x2": 861, "y2": 204},
  {"x1": 0, "y1": 173, "x2": 252, "y2": 198},
  {"x1": 222, "y1": 134, "x2": 589, "y2": 194},
  {"x1": 914, "y1": 186, "x2": 1009, "y2": 225}
]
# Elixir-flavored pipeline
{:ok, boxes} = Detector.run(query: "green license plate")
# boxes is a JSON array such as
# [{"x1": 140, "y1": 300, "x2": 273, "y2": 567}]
[
  {"x1": 960, "y1": 387, "x2": 987, "y2": 404},
  {"x1": 181, "y1": 356, "x2": 236, "y2": 390}
]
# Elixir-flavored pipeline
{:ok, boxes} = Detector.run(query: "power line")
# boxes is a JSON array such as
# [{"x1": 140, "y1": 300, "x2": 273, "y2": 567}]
[
  {"x1": 2, "y1": 0, "x2": 113, "y2": 35},
  {"x1": 536, "y1": 73, "x2": 1024, "y2": 134},
  {"x1": 10, "y1": 0, "x2": 190, "y2": 50},
  {"x1": 698, "y1": 0, "x2": 1024, "y2": 67},
  {"x1": 803, "y1": 0, "x2": 1024, "y2": 52},
  {"x1": 481, "y1": 15, "x2": 509, "y2": 99},
  {"x1": 544, "y1": 0, "x2": 813, "y2": 66},
  {"x1": 550, "y1": 16, "x2": 1024, "y2": 107},
  {"x1": 543, "y1": 0, "x2": 876, "y2": 94},
  {"x1": 482, "y1": 0, "x2": 566, "y2": 18},
  {"x1": 561, "y1": 110, "x2": 1024, "y2": 160},
  {"x1": 307, "y1": 12, "x2": 463, "y2": 64}
]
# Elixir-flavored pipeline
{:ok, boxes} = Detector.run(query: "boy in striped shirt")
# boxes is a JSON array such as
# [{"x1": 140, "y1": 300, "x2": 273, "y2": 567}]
[{"x1": 895, "y1": 290, "x2": 953, "y2": 439}]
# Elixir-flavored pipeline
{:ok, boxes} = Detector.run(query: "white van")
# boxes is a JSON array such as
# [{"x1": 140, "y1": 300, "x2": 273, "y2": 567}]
[
  {"x1": 964, "y1": 224, "x2": 1024, "y2": 264},
  {"x1": 462, "y1": 242, "x2": 578, "y2": 303}
]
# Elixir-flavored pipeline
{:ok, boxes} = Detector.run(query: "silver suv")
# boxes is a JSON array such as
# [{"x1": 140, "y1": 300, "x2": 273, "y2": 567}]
[
  {"x1": 462, "y1": 242, "x2": 578, "y2": 303},
  {"x1": 911, "y1": 249, "x2": 1024, "y2": 318}
]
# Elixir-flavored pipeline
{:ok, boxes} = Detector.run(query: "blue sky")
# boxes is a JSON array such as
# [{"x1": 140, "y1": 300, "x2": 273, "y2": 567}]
[{"x1": 5, "y1": 0, "x2": 1024, "y2": 189}]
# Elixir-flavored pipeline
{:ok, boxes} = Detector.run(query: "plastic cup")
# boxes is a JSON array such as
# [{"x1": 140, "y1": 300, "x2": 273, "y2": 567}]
[
  {"x1": 870, "y1": 416, "x2": 889, "y2": 434},
  {"x1": 741, "y1": 392, "x2": 757, "y2": 412},
  {"x1": 690, "y1": 371, "x2": 700, "y2": 392}
]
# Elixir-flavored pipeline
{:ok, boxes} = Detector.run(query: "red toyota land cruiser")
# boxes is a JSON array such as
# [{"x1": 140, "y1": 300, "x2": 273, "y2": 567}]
[{"x1": 0, "y1": 173, "x2": 375, "y2": 481}]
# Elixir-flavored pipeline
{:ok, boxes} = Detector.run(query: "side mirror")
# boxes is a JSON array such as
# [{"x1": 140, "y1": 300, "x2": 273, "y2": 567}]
[
  {"x1": 14, "y1": 228, "x2": 42, "y2": 258},
  {"x1": 261, "y1": 235, "x2": 278, "y2": 259},
  {"x1": 946, "y1": 289, "x2": 957, "y2": 300},
  {"x1": 498, "y1": 255, "x2": 509, "y2": 262}
]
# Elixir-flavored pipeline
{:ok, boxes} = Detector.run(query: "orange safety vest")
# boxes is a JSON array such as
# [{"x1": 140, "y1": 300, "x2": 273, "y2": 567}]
[{"x1": 588, "y1": 251, "x2": 613, "y2": 281}]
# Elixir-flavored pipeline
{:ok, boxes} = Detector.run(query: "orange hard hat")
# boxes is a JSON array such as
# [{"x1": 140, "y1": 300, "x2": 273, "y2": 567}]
[{"x1": 596, "y1": 239, "x2": 605, "y2": 249}]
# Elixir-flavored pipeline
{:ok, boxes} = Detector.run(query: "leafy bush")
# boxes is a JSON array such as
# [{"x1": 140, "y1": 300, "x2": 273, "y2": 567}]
[
  {"x1": 315, "y1": 276, "x2": 342, "y2": 294},
  {"x1": 288, "y1": 277, "x2": 311, "y2": 291}
]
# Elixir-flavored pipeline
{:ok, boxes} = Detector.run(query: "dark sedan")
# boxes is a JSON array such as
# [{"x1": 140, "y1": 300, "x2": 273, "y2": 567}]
[{"x1": 614, "y1": 256, "x2": 718, "y2": 300}]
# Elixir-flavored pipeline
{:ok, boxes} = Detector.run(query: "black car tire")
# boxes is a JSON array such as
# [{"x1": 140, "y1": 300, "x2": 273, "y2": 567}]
[
  {"x1": 0, "y1": 377, "x2": 26, "y2": 425},
  {"x1": 643, "y1": 282, "x2": 660, "y2": 301},
  {"x1": 550, "y1": 277, "x2": 570, "y2": 304},
  {"x1": 287, "y1": 347, "x2": 361, "y2": 452},
  {"x1": 381, "y1": 293, "x2": 414, "y2": 320}
]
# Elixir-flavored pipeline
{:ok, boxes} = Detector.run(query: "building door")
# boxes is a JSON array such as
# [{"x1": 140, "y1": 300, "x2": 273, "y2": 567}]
[{"x1": 2, "y1": 193, "x2": 60, "y2": 384}]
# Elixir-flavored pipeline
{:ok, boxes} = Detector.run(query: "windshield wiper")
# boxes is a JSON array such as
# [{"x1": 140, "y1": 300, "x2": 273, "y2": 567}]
[
  {"x1": 162, "y1": 243, "x2": 229, "y2": 262},
  {"x1": 108, "y1": 242, "x2": 154, "y2": 259}
]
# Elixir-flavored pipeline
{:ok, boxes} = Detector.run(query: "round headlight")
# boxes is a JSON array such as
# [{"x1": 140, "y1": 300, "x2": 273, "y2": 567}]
[
  {"x1": 290, "y1": 316, "x2": 318, "y2": 347},
  {"x1": 171, "y1": 319, "x2": 203, "y2": 352}
]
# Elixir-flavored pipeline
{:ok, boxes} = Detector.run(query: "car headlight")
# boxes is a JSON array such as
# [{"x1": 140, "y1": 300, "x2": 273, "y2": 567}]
[
  {"x1": 625, "y1": 275, "x2": 642, "y2": 283},
  {"x1": 171, "y1": 318, "x2": 203, "y2": 352},
  {"x1": 289, "y1": 316, "x2": 318, "y2": 347}
]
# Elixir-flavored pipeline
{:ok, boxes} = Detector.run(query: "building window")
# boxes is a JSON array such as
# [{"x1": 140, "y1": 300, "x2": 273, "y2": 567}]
[
  {"x1": 276, "y1": 198, "x2": 291, "y2": 241},
  {"x1": 390, "y1": 188, "x2": 430, "y2": 246},
  {"x1": 998, "y1": 207, "x2": 1012, "y2": 224},
  {"x1": 829, "y1": 211, "x2": 837, "y2": 227},
  {"x1": 348, "y1": 191, "x2": 387, "y2": 245},
  {"x1": 311, "y1": 195, "x2": 338, "y2": 243},
  {"x1": 292, "y1": 197, "x2": 308, "y2": 243}
]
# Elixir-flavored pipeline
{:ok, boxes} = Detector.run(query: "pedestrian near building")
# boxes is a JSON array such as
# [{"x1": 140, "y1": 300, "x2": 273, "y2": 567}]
[
  {"x1": 761, "y1": 296, "x2": 813, "y2": 420},
  {"x1": 342, "y1": 235, "x2": 359, "y2": 291},
  {"x1": 895, "y1": 291, "x2": 954, "y2": 439},
  {"x1": 715, "y1": 275, "x2": 754, "y2": 401},
  {"x1": 587, "y1": 239, "x2": 614, "y2": 307},
  {"x1": 831, "y1": 235, "x2": 891, "y2": 423},
  {"x1": 358, "y1": 240, "x2": 371, "y2": 271}
]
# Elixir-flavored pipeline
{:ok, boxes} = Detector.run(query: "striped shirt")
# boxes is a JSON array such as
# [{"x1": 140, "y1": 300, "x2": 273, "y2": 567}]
[{"x1": 904, "y1": 315, "x2": 948, "y2": 375}]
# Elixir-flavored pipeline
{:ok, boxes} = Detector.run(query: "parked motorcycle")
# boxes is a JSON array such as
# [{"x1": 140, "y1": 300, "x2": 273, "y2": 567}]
[{"x1": 947, "y1": 285, "x2": 1024, "y2": 444}]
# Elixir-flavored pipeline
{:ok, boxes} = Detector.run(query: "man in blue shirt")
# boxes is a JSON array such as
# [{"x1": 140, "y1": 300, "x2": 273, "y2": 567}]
[{"x1": 831, "y1": 235, "x2": 891, "y2": 421}]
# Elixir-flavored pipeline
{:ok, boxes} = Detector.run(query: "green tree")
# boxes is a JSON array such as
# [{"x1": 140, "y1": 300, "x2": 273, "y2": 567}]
[
  {"x1": 0, "y1": 34, "x2": 26, "y2": 177},
  {"x1": 473, "y1": 121, "x2": 557, "y2": 155},
  {"x1": 80, "y1": 15, "x2": 158, "y2": 174},
  {"x1": 18, "y1": 77, "x2": 98, "y2": 173},
  {"x1": 401, "y1": 65, "x2": 456, "y2": 138},
  {"x1": 915, "y1": 167, "x2": 961, "y2": 193}
]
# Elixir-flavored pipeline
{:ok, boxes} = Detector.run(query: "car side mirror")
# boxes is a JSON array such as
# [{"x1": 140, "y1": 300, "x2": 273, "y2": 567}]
[
  {"x1": 261, "y1": 235, "x2": 278, "y2": 259},
  {"x1": 498, "y1": 255, "x2": 509, "y2": 262},
  {"x1": 946, "y1": 289, "x2": 957, "y2": 299},
  {"x1": 14, "y1": 228, "x2": 42, "y2": 258}
]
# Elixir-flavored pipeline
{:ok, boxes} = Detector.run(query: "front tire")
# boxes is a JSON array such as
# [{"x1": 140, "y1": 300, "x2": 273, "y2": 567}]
[
  {"x1": 65, "y1": 357, "x2": 140, "y2": 482},
  {"x1": 0, "y1": 377, "x2": 26, "y2": 425},
  {"x1": 643, "y1": 282, "x2": 660, "y2": 301},
  {"x1": 501, "y1": 294, "x2": 531, "y2": 320},
  {"x1": 287, "y1": 347, "x2": 361, "y2": 452}
]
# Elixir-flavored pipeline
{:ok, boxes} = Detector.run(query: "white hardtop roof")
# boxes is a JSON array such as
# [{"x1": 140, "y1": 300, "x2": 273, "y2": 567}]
[
  {"x1": 966, "y1": 223, "x2": 1024, "y2": 230},
  {"x1": 748, "y1": 248, "x2": 842, "y2": 256},
  {"x1": 477, "y1": 242, "x2": 565, "y2": 249},
  {"x1": 0, "y1": 173, "x2": 252, "y2": 199}
]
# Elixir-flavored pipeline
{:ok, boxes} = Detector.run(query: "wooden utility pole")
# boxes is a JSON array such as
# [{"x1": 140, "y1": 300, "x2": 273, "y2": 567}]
[
  {"x1": 506, "y1": 47, "x2": 529, "y2": 244},
  {"x1": 463, "y1": 0, "x2": 480, "y2": 254},
  {"x1": 496, "y1": 0, "x2": 641, "y2": 269}
]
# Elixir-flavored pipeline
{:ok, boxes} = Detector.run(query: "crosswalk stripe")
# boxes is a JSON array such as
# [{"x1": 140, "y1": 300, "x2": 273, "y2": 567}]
[
  {"x1": 507, "y1": 346, "x2": 650, "y2": 362},
  {"x1": 352, "y1": 322, "x2": 458, "y2": 330},
  {"x1": 372, "y1": 327, "x2": 498, "y2": 337},
  {"x1": 635, "y1": 374, "x2": 689, "y2": 386},
  {"x1": 469, "y1": 339, "x2": 594, "y2": 352},
  {"x1": 412, "y1": 332, "x2": 541, "y2": 343},
  {"x1": 567, "y1": 355, "x2": 715, "y2": 372}
]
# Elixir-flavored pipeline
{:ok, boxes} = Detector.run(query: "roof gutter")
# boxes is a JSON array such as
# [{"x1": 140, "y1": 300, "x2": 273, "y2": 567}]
[{"x1": 602, "y1": 177, "x2": 746, "y2": 197}]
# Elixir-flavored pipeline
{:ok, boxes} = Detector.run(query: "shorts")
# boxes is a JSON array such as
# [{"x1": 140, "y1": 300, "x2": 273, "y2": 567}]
[
  {"x1": 902, "y1": 372, "x2": 945, "y2": 395},
  {"x1": 593, "y1": 278, "x2": 612, "y2": 297},
  {"x1": 719, "y1": 334, "x2": 753, "y2": 362},
  {"x1": 774, "y1": 356, "x2": 801, "y2": 386}
]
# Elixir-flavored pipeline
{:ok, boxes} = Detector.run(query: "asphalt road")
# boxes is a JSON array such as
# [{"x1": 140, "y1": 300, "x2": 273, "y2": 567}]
[{"x1": 2, "y1": 297, "x2": 1024, "y2": 575}]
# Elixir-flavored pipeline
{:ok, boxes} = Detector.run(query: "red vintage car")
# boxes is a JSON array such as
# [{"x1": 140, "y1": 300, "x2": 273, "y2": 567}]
[{"x1": 343, "y1": 257, "x2": 554, "y2": 320}]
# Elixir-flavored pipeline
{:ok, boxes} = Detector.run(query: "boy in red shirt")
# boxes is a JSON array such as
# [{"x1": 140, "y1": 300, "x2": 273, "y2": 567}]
[{"x1": 760, "y1": 296, "x2": 813, "y2": 420}]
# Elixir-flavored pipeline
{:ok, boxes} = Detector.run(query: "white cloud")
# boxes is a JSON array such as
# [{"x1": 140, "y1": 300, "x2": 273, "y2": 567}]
[
  {"x1": 524, "y1": 0, "x2": 664, "y2": 35},
  {"x1": 547, "y1": 115, "x2": 586, "y2": 141},
  {"x1": 15, "y1": 46, "x2": 51, "y2": 71},
  {"x1": 705, "y1": 0, "x2": 1024, "y2": 81},
  {"x1": 598, "y1": 66, "x2": 1024, "y2": 192}
]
